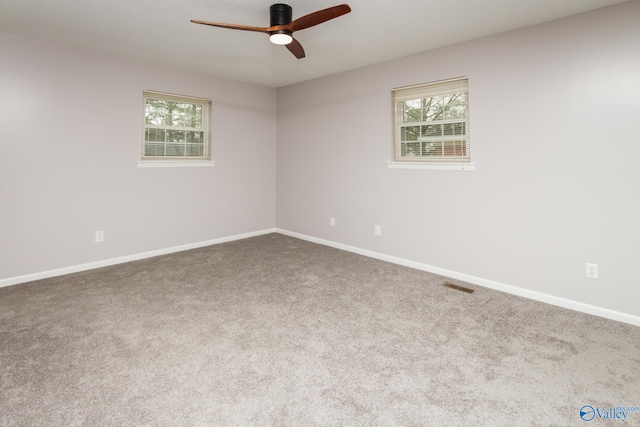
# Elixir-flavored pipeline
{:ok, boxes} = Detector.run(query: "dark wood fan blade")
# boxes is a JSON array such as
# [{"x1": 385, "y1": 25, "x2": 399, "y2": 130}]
[
  {"x1": 286, "y1": 38, "x2": 305, "y2": 59},
  {"x1": 286, "y1": 4, "x2": 351, "y2": 33},
  {"x1": 190, "y1": 20, "x2": 270, "y2": 34}
]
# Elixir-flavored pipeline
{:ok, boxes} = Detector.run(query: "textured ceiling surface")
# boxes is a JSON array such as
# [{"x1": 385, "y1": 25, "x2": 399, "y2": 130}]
[{"x1": 0, "y1": 0, "x2": 629, "y2": 87}]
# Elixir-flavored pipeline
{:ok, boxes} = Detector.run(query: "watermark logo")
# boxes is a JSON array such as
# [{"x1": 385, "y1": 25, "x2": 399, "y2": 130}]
[
  {"x1": 580, "y1": 406, "x2": 596, "y2": 422},
  {"x1": 580, "y1": 405, "x2": 640, "y2": 422}
]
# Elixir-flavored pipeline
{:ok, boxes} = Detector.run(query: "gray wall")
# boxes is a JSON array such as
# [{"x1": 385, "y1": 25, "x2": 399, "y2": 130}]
[
  {"x1": 276, "y1": 1, "x2": 640, "y2": 318},
  {"x1": 0, "y1": 33, "x2": 277, "y2": 279}
]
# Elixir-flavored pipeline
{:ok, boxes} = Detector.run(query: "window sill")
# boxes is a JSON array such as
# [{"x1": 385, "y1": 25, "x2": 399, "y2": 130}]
[
  {"x1": 136, "y1": 160, "x2": 216, "y2": 169},
  {"x1": 386, "y1": 162, "x2": 477, "y2": 171}
]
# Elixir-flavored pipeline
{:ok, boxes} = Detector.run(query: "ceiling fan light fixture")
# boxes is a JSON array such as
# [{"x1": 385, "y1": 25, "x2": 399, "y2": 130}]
[{"x1": 269, "y1": 31, "x2": 293, "y2": 45}]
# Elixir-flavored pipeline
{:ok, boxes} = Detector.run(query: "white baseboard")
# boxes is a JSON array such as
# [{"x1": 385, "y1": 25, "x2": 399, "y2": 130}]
[
  {"x1": 276, "y1": 228, "x2": 640, "y2": 328},
  {"x1": 0, "y1": 228, "x2": 277, "y2": 289},
  {"x1": 3, "y1": 226, "x2": 638, "y2": 328}
]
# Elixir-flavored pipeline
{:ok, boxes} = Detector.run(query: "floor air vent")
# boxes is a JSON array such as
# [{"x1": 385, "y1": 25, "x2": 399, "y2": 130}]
[{"x1": 443, "y1": 282, "x2": 475, "y2": 294}]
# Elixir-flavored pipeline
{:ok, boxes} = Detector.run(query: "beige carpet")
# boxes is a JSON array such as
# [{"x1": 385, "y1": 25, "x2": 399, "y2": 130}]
[{"x1": 1, "y1": 233, "x2": 639, "y2": 426}]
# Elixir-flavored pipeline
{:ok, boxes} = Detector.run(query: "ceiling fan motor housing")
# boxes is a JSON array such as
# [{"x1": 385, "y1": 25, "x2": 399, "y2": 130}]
[{"x1": 270, "y1": 4, "x2": 293, "y2": 26}]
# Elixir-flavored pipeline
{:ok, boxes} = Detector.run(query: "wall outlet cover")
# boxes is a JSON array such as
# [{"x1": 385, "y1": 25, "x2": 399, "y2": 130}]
[{"x1": 586, "y1": 263, "x2": 598, "y2": 279}]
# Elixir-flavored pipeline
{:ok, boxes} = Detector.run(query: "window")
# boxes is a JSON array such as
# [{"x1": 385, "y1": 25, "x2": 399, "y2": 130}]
[
  {"x1": 391, "y1": 77, "x2": 474, "y2": 170},
  {"x1": 140, "y1": 91, "x2": 212, "y2": 166}
]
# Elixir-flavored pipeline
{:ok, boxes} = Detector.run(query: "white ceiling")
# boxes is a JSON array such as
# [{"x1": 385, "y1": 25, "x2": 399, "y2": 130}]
[{"x1": 0, "y1": 0, "x2": 628, "y2": 88}]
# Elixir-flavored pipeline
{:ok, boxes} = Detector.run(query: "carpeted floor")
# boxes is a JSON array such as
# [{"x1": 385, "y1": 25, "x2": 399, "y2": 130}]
[{"x1": 1, "y1": 233, "x2": 639, "y2": 426}]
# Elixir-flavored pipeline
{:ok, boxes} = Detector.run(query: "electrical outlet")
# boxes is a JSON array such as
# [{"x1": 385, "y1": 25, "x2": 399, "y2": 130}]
[
  {"x1": 330, "y1": 217, "x2": 335, "y2": 227},
  {"x1": 374, "y1": 225, "x2": 382, "y2": 236},
  {"x1": 586, "y1": 263, "x2": 598, "y2": 279},
  {"x1": 95, "y1": 230, "x2": 104, "y2": 243}
]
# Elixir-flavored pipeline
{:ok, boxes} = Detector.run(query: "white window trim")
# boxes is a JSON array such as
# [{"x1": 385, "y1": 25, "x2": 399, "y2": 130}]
[
  {"x1": 140, "y1": 90, "x2": 213, "y2": 165},
  {"x1": 136, "y1": 160, "x2": 216, "y2": 168},
  {"x1": 392, "y1": 77, "x2": 472, "y2": 167},
  {"x1": 386, "y1": 161, "x2": 477, "y2": 171}
]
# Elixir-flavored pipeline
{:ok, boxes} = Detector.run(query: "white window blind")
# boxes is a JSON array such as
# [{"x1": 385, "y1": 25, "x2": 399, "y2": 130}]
[
  {"x1": 142, "y1": 91, "x2": 211, "y2": 161},
  {"x1": 392, "y1": 77, "x2": 470, "y2": 163}
]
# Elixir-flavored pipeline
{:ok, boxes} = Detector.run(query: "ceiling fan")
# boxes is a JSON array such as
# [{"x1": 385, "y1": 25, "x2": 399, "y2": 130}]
[{"x1": 191, "y1": 3, "x2": 351, "y2": 59}]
